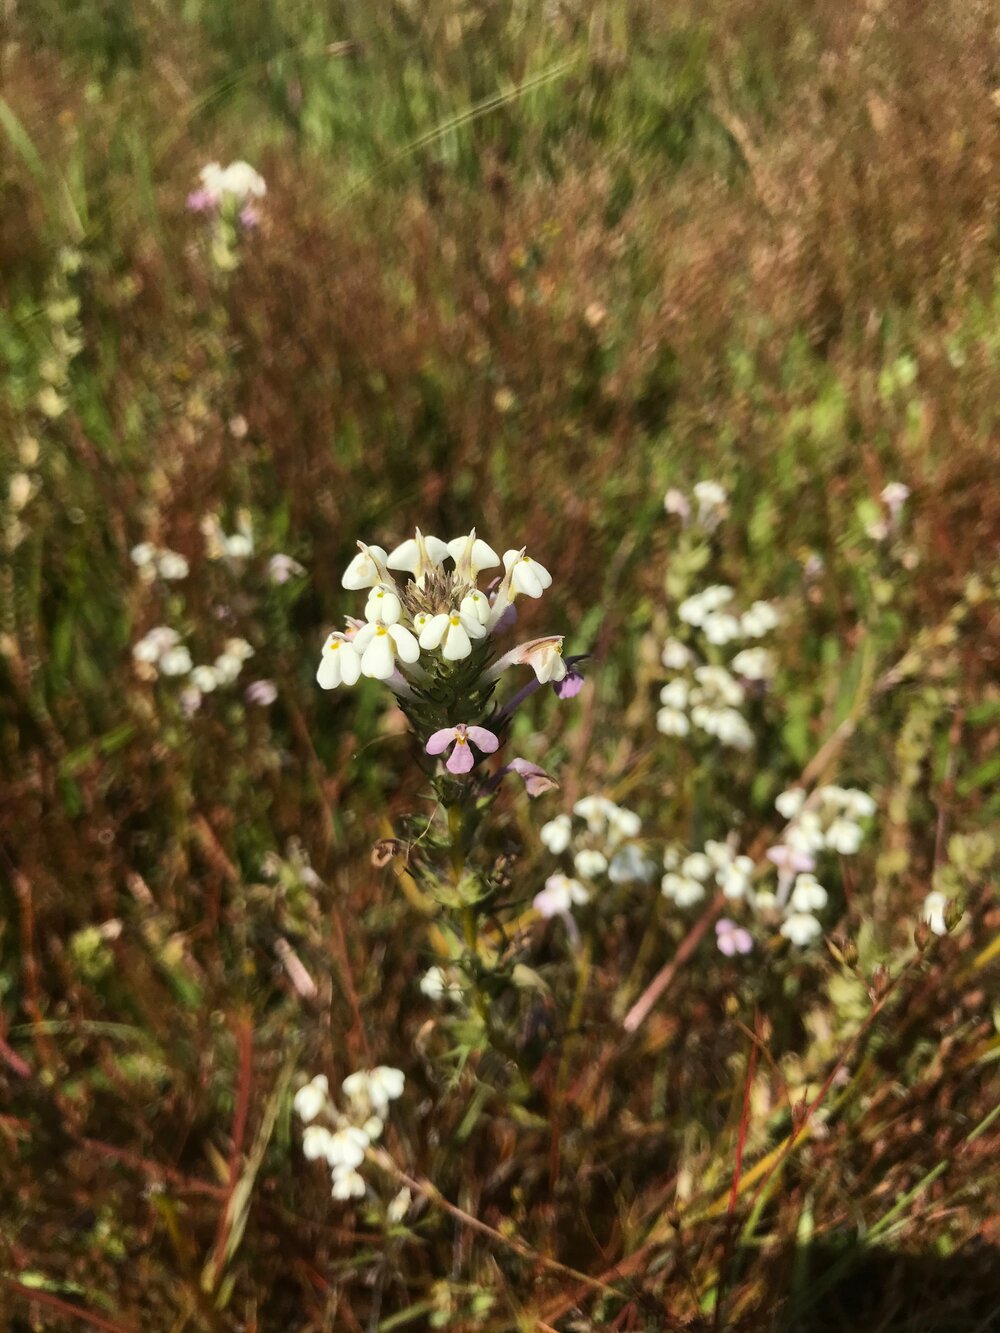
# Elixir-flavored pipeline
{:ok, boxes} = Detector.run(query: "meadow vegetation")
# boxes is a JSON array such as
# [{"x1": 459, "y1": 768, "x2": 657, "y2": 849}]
[{"x1": 1, "y1": 1, "x2": 998, "y2": 1328}]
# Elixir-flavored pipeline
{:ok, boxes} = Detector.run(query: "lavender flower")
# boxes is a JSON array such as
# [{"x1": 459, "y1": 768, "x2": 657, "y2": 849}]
[
  {"x1": 425, "y1": 724, "x2": 499, "y2": 775},
  {"x1": 716, "y1": 918, "x2": 753, "y2": 956}
]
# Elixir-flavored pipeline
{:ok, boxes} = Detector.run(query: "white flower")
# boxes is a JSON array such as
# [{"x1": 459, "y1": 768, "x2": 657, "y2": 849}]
[
  {"x1": 922, "y1": 890, "x2": 948, "y2": 936},
  {"x1": 353, "y1": 620, "x2": 421, "y2": 679},
  {"x1": 446, "y1": 531, "x2": 500, "y2": 580},
  {"x1": 608, "y1": 807, "x2": 641, "y2": 840},
  {"x1": 720, "y1": 855, "x2": 754, "y2": 900},
  {"x1": 317, "y1": 632, "x2": 363, "y2": 688},
  {"x1": 212, "y1": 652, "x2": 245, "y2": 685},
  {"x1": 157, "y1": 550, "x2": 189, "y2": 580},
  {"x1": 775, "y1": 788, "x2": 806, "y2": 820},
  {"x1": 342, "y1": 543, "x2": 390, "y2": 590},
  {"x1": 573, "y1": 796, "x2": 618, "y2": 833},
  {"x1": 326, "y1": 1125, "x2": 370, "y2": 1169},
  {"x1": 342, "y1": 1067, "x2": 405, "y2": 1120},
  {"x1": 703, "y1": 612, "x2": 743, "y2": 645},
  {"x1": 790, "y1": 873, "x2": 828, "y2": 913},
  {"x1": 657, "y1": 706, "x2": 690, "y2": 736},
  {"x1": 780, "y1": 913, "x2": 822, "y2": 946},
  {"x1": 678, "y1": 593, "x2": 709, "y2": 626},
  {"x1": 420, "y1": 966, "x2": 462, "y2": 1001},
  {"x1": 302, "y1": 1125, "x2": 335, "y2": 1161},
  {"x1": 660, "y1": 679, "x2": 689, "y2": 710},
  {"x1": 696, "y1": 706, "x2": 754, "y2": 750},
  {"x1": 130, "y1": 542, "x2": 157, "y2": 568},
  {"x1": 574, "y1": 849, "x2": 608, "y2": 879},
  {"x1": 191, "y1": 665, "x2": 219, "y2": 692},
  {"x1": 364, "y1": 585, "x2": 403, "y2": 625},
  {"x1": 741, "y1": 601, "x2": 780, "y2": 638},
  {"x1": 843, "y1": 789, "x2": 876, "y2": 819},
  {"x1": 608, "y1": 844, "x2": 656, "y2": 884},
  {"x1": 534, "y1": 873, "x2": 588, "y2": 918},
  {"x1": 293, "y1": 1075, "x2": 330, "y2": 1125},
  {"x1": 663, "y1": 488, "x2": 690, "y2": 519},
  {"x1": 490, "y1": 636, "x2": 566, "y2": 684},
  {"x1": 216, "y1": 161, "x2": 266, "y2": 201},
  {"x1": 693, "y1": 665, "x2": 744, "y2": 707},
  {"x1": 731, "y1": 647, "x2": 773, "y2": 680},
  {"x1": 663, "y1": 846, "x2": 681, "y2": 870},
  {"x1": 331, "y1": 1165, "x2": 366, "y2": 1200},
  {"x1": 540, "y1": 814, "x2": 573, "y2": 855},
  {"x1": 693, "y1": 480, "x2": 727, "y2": 510},
  {"x1": 386, "y1": 529, "x2": 449, "y2": 584},
  {"x1": 224, "y1": 637, "x2": 254, "y2": 662},
  {"x1": 786, "y1": 812, "x2": 825, "y2": 854},
  {"x1": 459, "y1": 589, "x2": 491, "y2": 629},
  {"x1": 159, "y1": 645, "x2": 193, "y2": 676},
  {"x1": 223, "y1": 533, "x2": 253, "y2": 560},
  {"x1": 132, "y1": 626, "x2": 179, "y2": 663},
  {"x1": 268, "y1": 553, "x2": 305, "y2": 584},
  {"x1": 881, "y1": 482, "x2": 910, "y2": 514},
  {"x1": 682, "y1": 853, "x2": 712, "y2": 881},
  {"x1": 825, "y1": 817, "x2": 863, "y2": 856},
  {"x1": 661, "y1": 638, "x2": 693, "y2": 669},
  {"x1": 661, "y1": 873, "x2": 705, "y2": 907},
  {"x1": 704, "y1": 840, "x2": 733, "y2": 870},
  {"x1": 418, "y1": 609, "x2": 486, "y2": 661},
  {"x1": 502, "y1": 548, "x2": 553, "y2": 599}
]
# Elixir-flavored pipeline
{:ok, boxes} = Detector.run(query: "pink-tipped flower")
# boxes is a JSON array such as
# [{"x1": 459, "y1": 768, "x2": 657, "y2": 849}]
[
  {"x1": 554, "y1": 657, "x2": 586, "y2": 699},
  {"x1": 716, "y1": 918, "x2": 753, "y2": 956},
  {"x1": 487, "y1": 636, "x2": 567, "y2": 686},
  {"x1": 504, "y1": 758, "x2": 558, "y2": 796},
  {"x1": 425, "y1": 723, "x2": 499, "y2": 775}
]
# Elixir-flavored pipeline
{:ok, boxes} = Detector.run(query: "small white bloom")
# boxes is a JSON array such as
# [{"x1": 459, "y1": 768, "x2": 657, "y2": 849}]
[
  {"x1": 881, "y1": 482, "x2": 910, "y2": 514},
  {"x1": 790, "y1": 873, "x2": 828, "y2": 913},
  {"x1": 775, "y1": 788, "x2": 806, "y2": 820},
  {"x1": 663, "y1": 846, "x2": 681, "y2": 870},
  {"x1": 573, "y1": 796, "x2": 617, "y2": 833},
  {"x1": 326, "y1": 1125, "x2": 370, "y2": 1169},
  {"x1": 157, "y1": 550, "x2": 189, "y2": 580},
  {"x1": 364, "y1": 585, "x2": 403, "y2": 625},
  {"x1": 330, "y1": 1165, "x2": 366, "y2": 1200},
  {"x1": 608, "y1": 844, "x2": 657, "y2": 884},
  {"x1": 446, "y1": 531, "x2": 500, "y2": 580},
  {"x1": 367, "y1": 1066, "x2": 405, "y2": 1117},
  {"x1": 660, "y1": 679, "x2": 689, "y2": 710},
  {"x1": 657, "y1": 706, "x2": 690, "y2": 737},
  {"x1": 293, "y1": 1075, "x2": 330, "y2": 1125},
  {"x1": 362, "y1": 1115, "x2": 384, "y2": 1141},
  {"x1": 693, "y1": 480, "x2": 727, "y2": 510},
  {"x1": 302, "y1": 1125, "x2": 335, "y2": 1161},
  {"x1": 662, "y1": 873, "x2": 705, "y2": 907},
  {"x1": 459, "y1": 589, "x2": 491, "y2": 628},
  {"x1": 825, "y1": 817, "x2": 863, "y2": 856},
  {"x1": 223, "y1": 533, "x2": 253, "y2": 560},
  {"x1": 217, "y1": 160, "x2": 266, "y2": 201},
  {"x1": 386, "y1": 529, "x2": 449, "y2": 583},
  {"x1": 159, "y1": 645, "x2": 193, "y2": 676},
  {"x1": 354, "y1": 620, "x2": 421, "y2": 679},
  {"x1": 534, "y1": 873, "x2": 588, "y2": 918},
  {"x1": 317, "y1": 632, "x2": 363, "y2": 689},
  {"x1": 786, "y1": 812, "x2": 825, "y2": 854},
  {"x1": 132, "y1": 626, "x2": 179, "y2": 664},
  {"x1": 190, "y1": 665, "x2": 219, "y2": 692},
  {"x1": 678, "y1": 592, "x2": 709, "y2": 626},
  {"x1": 418, "y1": 609, "x2": 485, "y2": 661},
  {"x1": 721, "y1": 855, "x2": 754, "y2": 900},
  {"x1": 682, "y1": 853, "x2": 712, "y2": 881},
  {"x1": 843, "y1": 789, "x2": 876, "y2": 819},
  {"x1": 540, "y1": 814, "x2": 573, "y2": 855},
  {"x1": 661, "y1": 638, "x2": 693, "y2": 670},
  {"x1": 693, "y1": 665, "x2": 744, "y2": 707},
  {"x1": 212, "y1": 652, "x2": 245, "y2": 685},
  {"x1": 130, "y1": 542, "x2": 157, "y2": 568},
  {"x1": 704, "y1": 840, "x2": 733, "y2": 870},
  {"x1": 731, "y1": 647, "x2": 773, "y2": 680},
  {"x1": 922, "y1": 890, "x2": 949, "y2": 936},
  {"x1": 608, "y1": 807, "x2": 641, "y2": 840},
  {"x1": 387, "y1": 1186, "x2": 411, "y2": 1224},
  {"x1": 224, "y1": 637, "x2": 254, "y2": 662},
  {"x1": 741, "y1": 601, "x2": 780, "y2": 638},
  {"x1": 420, "y1": 966, "x2": 462, "y2": 1002},
  {"x1": 342, "y1": 543, "x2": 390, "y2": 590},
  {"x1": 663, "y1": 488, "x2": 690, "y2": 519},
  {"x1": 502, "y1": 548, "x2": 553, "y2": 598},
  {"x1": 574, "y1": 848, "x2": 608, "y2": 879},
  {"x1": 268, "y1": 553, "x2": 305, "y2": 584},
  {"x1": 780, "y1": 913, "x2": 822, "y2": 946},
  {"x1": 702, "y1": 612, "x2": 743, "y2": 646}
]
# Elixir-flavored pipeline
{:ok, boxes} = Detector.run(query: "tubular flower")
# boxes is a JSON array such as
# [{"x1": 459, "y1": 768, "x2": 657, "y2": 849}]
[
  {"x1": 425, "y1": 724, "x2": 499, "y2": 775},
  {"x1": 342, "y1": 542, "x2": 391, "y2": 590},
  {"x1": 446, "y1": 530, "x2": 500, "y2": 581},
  {"x1": 317, "y1": 632, "x2": 363, "y2": 689},
  {"x1": 502, "y1": 548, "x2": 553, "y2": 598},
  {"x1": 488, "y1": 636, "x2": 567, "y2": 685},
  {"x1": 418, "y1": 608, "x2": 487, "y2": 661},
  {"x1": 353, "y1": 619, "x2": 420, "y2": 680},
  {"x1": 387, "y1": 528, "x2": 449, "y2": 585}
]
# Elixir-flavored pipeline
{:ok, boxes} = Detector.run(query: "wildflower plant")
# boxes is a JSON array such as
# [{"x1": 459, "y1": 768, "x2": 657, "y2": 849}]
[{"x1": 315, "y1": 528, "x2": 577, "y2": 1063}]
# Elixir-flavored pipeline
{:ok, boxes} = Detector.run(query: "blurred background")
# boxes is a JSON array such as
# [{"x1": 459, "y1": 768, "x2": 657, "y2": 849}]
[{"x1": 1, "y1": 1, "x2": 998, "y2": 1329}]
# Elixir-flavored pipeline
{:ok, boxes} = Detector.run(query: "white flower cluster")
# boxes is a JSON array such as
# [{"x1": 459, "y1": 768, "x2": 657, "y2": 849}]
[
  {"x1": 535, "y1": 796, "x2": 656, "y2": 919},
  {"x1": 317, "y1": 529, "x2": 566, "y2": 690},
  {"x1": 293, "y1": 1066, "x2": 404, "y2": 1201},
  {"x1": 773, "y1": 785, "x2": 876, "y2": 857},
  {"x1": 130, "y1": 542, "x2": 189, "y2": 583},
  {"x1": 661, "y1": 839, "x2": 755, "y2": 908},
  {"x1": 132, "y1": 627, "x2": 254, "y2": 702},
  {"x1": 197, "y1": 161, "x2": 267, "y2": 208},
  {"x1": 657, "y1": 586, "x2": 780, "y2": 750},
  {"x1": 201, "y1": 512, "x2": 254, "y2": 562}
]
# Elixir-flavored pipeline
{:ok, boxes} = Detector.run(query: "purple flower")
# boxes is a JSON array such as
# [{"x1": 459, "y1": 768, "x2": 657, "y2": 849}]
[
  {"x1": 245, "y1": 679, "x2": 278, "y2": 706},
  {"x1": 268, "y1": 553, "x2": 305, "y2": 585},
  {"x1": 504, "y1": 758, "x2": 558, "y2": 796},
  {"x1": 425, "y1": 723, "x2": 499, "y2": 775},
  {"x1": 553, "y1": 656, "x2": 586, "y2": 699},
  {"x1": 716, "y1": 918, "x2": 753, "y2": 956},
  {"x1": 186, "y1": 188, "x2": 216, "y2": 214}
]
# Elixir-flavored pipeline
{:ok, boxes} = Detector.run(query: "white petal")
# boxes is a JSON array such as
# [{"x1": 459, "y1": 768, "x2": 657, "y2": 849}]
[
  {"x1": 386, "y1": 538, "x2": 419, "y2": 573},
  {"x1": 342, "y1": 544, "x2": 388, "y2": 590},
  {"x1": 361, "y1": 631, "x2": 396, "y2": 680},
  {"x1": 442, "y1": 619, "x2": 472, "y2": 661},
  {"x1": 418, "y1": 614, "x2": 449, "y2": 650},
  {"x1": 364, "y1": 587, "x2": 402, "y2": 624},
  {"x1": 388, "y1": 623, "x2": 420, "y2": 663}
]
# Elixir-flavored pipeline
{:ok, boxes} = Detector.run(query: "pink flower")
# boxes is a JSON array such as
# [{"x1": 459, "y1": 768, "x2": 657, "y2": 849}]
[
  {"x1": 425, "y1": 724, "x2": 499, "y2": 775},
  {"x1": 504, "y1": 758, "x2": 558, "y2": 796},
  {"x1": 245, "y1": 679, "x2": 278, "y2": 706},
  {"x1": 716, "y1": 918, "x2": 753, "y2": 956}
]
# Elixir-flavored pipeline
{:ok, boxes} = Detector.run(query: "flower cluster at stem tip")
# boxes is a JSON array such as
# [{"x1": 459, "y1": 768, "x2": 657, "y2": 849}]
[
  {"x1": 316, "y1": 528, "x2": 579, "y2": 787},
  {"x1": 293, "y1": 1067, "x2": 404, "y2": 1202}
]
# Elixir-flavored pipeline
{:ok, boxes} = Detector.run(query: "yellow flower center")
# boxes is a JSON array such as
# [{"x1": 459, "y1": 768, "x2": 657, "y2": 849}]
[
  {"x1": 328, "y1": 640, "x2": 340, "y2": 652},
  {"x1": 376, "y1": 626, "x2": 388, "y2": 637},
  {"x1": 450, "y1": 615, "x2": 461, "y2": 626}
]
